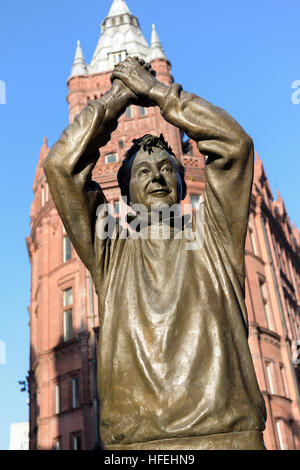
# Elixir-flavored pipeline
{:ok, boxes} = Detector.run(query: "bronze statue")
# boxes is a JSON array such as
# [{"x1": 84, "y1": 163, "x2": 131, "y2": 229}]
[{"x1": 44, "y1": 57, "x2": 267, "y2": 450}]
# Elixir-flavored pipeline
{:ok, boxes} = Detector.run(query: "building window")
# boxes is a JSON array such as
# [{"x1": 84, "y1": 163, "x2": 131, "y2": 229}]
[
  {"x1": 63, "y1": 235, "x2": 72, "y2": 262},
  {"x1": 190, "y1": 194, "x2": 201, "y2": 210},
  {"x1": 71, "y1": 433, "x2": 82, "y2": 450},
  {"x1": 276, "y1": 420, "x2": 285, "y2": 450},
  {"x1": 72, "y1": 376, "x2": 80, "y2": 409},
  {"x1": 280, "y1": 365, "x2": 289, "y2": 398},
  {"x1": 45, "y1": 181, "x2": 49, "y2": 202},
  {"x1": 266, "y1": 362, "x2": 275, "y2": 395},
  {"x1": 288, "y1": 302, "x2": 298, "y2": 339},
  {"x1": 63, "y1": 288, "x2": 73, "y2": 342},
  {"x1": 41, "y1": 185, "x2": 45, "y2": 207},
  {"x1": 118, "y1": 139, "x2": 124, "y2": 149},
  {"x1": 114, "y1": 201, "x2": 120, "y2": 215},
  {"x1": 105, "y1": 153, "x2": 118, "y2": 164},
  {"x1": 109, "y1": 50, "x2": 126, "y2": 67},
  {"x1": 182, "y1": 139, "x2": 193, "y2": 155},
  {"x1": 249, "y1": 225, "x2": 258, "y2": 255},
  {"x1": 125, "y1": 106, "x2": 132, "y2": 119},
  {"x1": 53, "y1": 437, "x2": 61, "y2": 450},
  {"x1": 55, "y1": 384, "x2": 60, "y2": 414},
  {"x1": 259, "y1": 279, "x2": 274, "y2": 331},
  {"x1": 140, "y1": 106, "x2": 146, "y2": 116}
]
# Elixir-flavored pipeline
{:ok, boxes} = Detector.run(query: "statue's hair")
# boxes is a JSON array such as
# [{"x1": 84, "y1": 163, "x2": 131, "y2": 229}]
[{"x1": 117, "y1": 134, "x2": 187, "y2": 203}]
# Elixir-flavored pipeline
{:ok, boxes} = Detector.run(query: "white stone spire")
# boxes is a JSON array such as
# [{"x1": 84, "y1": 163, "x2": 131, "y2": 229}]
[
  {"x1": 107, "y1": 0, "x2": 131, "y2": 17},
  {"x1": 70, "y1": 40, "x2": 87, "y2": 77},
  {"x1": 69, "y1": 1, "x2": 169, "y2": 78},
  {"x1": 149, "y1": 24, "x2": 166, "y2": 61},
  {"x1": 88, "y1": 0, "x2": 150, "y2": 74}
]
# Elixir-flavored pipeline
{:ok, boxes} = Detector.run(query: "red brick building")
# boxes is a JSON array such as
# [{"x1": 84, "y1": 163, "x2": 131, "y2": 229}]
[{"x1": 27, "y1": 0, "x2": 300, "y2": 450}]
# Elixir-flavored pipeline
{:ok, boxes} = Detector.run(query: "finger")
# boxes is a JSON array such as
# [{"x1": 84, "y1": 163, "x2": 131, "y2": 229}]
[
  {"x1": 111, "y1": 70, "x2": 126, "y2": 82},
  {"x1": 127, "y1": 56, "x2": 137, "y2": 63}
]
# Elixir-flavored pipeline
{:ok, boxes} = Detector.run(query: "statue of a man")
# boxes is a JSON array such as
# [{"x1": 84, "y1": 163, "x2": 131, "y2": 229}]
[{"x1": 44, "y1": 57, "x2": 267, "y2": 450}]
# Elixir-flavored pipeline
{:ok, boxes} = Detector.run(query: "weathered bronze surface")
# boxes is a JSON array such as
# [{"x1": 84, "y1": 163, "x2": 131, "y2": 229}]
[{"x1": 44, "y1": 57, "x2": 267, "y2": 450}]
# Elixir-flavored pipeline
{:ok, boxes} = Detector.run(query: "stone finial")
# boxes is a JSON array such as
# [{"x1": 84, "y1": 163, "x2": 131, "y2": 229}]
[
  {"x1": 107, "y1": 0, "x2": 131, "y2": 17},
  {"x1": 149, "y1": 24, "x2": 167, "y2": 61},
  {"x1": 70, "y1": 40, "x2": 87, "y2": 77}
]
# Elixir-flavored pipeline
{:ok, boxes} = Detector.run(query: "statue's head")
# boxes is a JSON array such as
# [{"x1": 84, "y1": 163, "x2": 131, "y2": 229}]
[{"x1": 117, "y1": 134, "x2": 186, "y2": 211}]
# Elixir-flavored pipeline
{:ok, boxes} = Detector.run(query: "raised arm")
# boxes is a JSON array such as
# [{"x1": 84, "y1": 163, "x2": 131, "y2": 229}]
[
  {"x1": 151, "y1": 80, "x2": 254, "y2": 273},
  {"x1": 112, "y1": 57, "x2": 254, "y2": 276},
  {"x1": 44, "y1": 80, "x2": 139, "y2": 276}
]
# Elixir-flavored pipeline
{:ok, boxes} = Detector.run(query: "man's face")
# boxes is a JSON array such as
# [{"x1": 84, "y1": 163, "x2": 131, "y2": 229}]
[{"x1": 129, "y1": 148, "x2": 180, "y2": 211}]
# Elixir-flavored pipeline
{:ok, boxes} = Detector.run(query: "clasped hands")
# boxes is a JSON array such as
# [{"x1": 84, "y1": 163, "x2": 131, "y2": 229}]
[{"x1": 110, "y1": 56, "x2": 159, "y2": 108}]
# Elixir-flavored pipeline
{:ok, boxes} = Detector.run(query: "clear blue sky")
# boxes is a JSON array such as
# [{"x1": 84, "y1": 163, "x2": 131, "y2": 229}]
[{"x1": 0, "y1": 0, "x2": 299, "y2": 450}]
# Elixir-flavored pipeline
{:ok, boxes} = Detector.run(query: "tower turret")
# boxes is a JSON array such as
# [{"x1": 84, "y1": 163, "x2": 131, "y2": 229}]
[{"x1": 89, "y1": 0, "x2": 150, "y2": 74}]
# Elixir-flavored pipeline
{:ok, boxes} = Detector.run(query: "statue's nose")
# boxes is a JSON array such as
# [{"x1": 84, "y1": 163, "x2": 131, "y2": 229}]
[{"x1": 152, "y1": 171, "x2": 165, "y2": 183}]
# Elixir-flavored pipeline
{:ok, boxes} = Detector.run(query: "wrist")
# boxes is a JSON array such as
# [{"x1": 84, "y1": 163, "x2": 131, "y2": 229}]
[
  {"x1": 101, "y1": 83, "x2": 130, "y2": 114},
  {"x1": 148, "y1": 82, "x2": 169, "y2": 108}
]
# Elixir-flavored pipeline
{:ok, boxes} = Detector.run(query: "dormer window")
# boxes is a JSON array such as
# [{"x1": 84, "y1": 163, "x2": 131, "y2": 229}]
[{"x1": 108, "y1": 51, "x2": 127, "y2": 67}]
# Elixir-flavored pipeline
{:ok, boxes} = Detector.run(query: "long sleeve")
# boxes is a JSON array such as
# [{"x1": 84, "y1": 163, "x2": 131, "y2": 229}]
[
  {"x1": 157, "y1": 83, "x2": 254, "y2": 281},
  {"x1": 44, "y1": 90, "x2": 127, "y2": 277}
]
